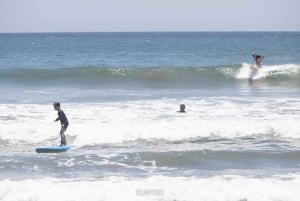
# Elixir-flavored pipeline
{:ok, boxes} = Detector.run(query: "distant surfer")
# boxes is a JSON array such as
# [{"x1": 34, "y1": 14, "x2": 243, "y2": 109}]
[
  {"x1": 249, "y1": 54, "x2": 264, "y2": 84},
  {"x1": 178, "y1": 104, "x2": 186, "y2": 113},
  {"x1": 53, "y1": 102, "x2": 69, "y2": 146}
]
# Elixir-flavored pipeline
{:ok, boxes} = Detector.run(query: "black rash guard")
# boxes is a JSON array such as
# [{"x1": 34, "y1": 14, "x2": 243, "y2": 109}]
[{"x1": 55, "y1": 109, "x2": 69, "y2": 128}]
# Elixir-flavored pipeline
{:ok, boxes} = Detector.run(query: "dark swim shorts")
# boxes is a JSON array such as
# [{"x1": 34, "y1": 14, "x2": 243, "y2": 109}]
[{"x1": 62, "y1": 123, "x2": 69, "y2": 131}]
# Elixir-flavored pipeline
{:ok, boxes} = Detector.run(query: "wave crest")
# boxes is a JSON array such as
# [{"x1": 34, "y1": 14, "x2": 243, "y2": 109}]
[
  {"x1": 236, "y1": 63, "x2": 300, "y2": 80},
  {"x1": 1, "y1": 64, "x2": 300, "y2": 88}
]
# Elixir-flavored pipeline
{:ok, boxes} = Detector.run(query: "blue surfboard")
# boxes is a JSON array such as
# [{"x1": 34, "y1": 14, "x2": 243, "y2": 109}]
[{"x1": 36, "y1": 145, "x2": 72, "y2": 153}]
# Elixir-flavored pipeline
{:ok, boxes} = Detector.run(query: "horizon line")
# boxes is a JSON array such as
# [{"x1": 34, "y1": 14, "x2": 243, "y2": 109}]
[{"x1": 1, "y1": 30, "x2": 300, "y2": 34}]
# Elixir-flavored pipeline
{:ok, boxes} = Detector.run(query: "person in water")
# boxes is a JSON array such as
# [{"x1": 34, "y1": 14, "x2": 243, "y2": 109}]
[
  {"x1": 248, "y1": 54, "x2": 264, "y2": 85},
  {"x1": 252, "y1": 54, "x2": 264, "y2": 70},
  {"x1": 178, "y1": 104, "x2": 186, "y2": 113},
  {"x1": 53, "y1": 102, "x2": 69, "y2": 146}
]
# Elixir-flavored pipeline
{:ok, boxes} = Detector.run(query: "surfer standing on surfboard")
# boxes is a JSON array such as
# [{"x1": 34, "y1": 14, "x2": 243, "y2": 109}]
[
  {"x1": 251, "y1": 54, "x2": 264, "y2": 71},
  {"x1": 248, "y1": 54, "x2": 264, "y2": 85},
  {"x1": 53, "y1": 102, "x2": 69, "y2": 146}
]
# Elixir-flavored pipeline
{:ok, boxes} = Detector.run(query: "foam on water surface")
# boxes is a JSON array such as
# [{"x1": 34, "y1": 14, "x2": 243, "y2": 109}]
[
  {"x1": 1, "y1": 97, "x2": 300, "y2": 146},
  {"x1": 1, "y1": 175, "x2": 300, "y2": 201}
]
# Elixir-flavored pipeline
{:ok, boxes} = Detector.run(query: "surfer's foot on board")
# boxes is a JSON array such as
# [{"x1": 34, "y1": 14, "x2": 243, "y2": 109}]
[{"x1": 59, "y1": 142, "x2": 66, "y2": 146}]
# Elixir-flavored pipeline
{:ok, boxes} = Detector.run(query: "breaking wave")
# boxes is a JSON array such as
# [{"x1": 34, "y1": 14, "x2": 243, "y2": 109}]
[{"x1": 0, "y1": 64, "x2": 300, "y2": 88}]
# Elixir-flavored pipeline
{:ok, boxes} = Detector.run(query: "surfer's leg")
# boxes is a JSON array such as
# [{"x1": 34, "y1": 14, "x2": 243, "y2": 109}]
[
  {"x1": 63, "y1": 123, "x2": 68, "y2": 145},
  {"x1": 60, "y1": 127, "x2": 67, "y2": 146},
  {"x1": 248, "y1": 78, "x2": 253, "y2": 86}
]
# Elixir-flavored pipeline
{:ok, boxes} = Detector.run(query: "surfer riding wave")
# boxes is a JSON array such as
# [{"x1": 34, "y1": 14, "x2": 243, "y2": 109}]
[{"x1": 248, "y1": 54, "x2": 264, "y2": 83}]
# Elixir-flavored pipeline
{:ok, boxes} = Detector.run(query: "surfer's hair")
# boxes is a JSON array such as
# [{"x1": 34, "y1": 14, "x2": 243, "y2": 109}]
[
  {"x1": 53, "y1": 102, "x2": 60, "y2": 108},
  {"x1": 252, "y1": 54, "x2": 262, "y2": 61}
]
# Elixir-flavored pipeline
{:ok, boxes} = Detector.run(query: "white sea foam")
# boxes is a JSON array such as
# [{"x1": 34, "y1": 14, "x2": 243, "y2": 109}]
[
  {"x1": 235, "y1": 63, "x2": 300, "y2": 80},
  {"x1": 1, "y1": 175, "x2": 300, "y2": 201},
  {"x1": 1, "y1": 97, "x2": 300, "y2": 146}
]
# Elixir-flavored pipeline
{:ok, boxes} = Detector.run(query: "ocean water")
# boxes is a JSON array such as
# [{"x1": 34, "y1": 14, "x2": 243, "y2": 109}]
[{"x1": 0, "y1": 32, "x2": 300, "y2": 201}]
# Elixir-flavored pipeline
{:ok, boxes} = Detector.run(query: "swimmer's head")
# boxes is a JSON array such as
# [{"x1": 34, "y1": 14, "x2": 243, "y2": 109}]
[{"x1": 179, "y1": 104, "x2": 186, "y2": 112}]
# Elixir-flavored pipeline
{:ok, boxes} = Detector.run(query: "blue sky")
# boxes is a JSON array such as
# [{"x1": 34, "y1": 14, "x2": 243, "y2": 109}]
[{"x1": 0, "y1": 0, "x2": 299, "y2": 32}]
